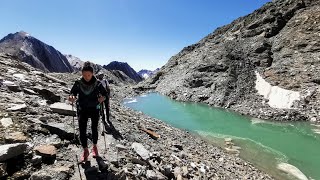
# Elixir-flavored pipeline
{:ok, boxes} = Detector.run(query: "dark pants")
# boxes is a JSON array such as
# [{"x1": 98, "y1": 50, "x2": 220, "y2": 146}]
[{"x1": 78, "y1": 108, "x2": 99, "y2": 148}]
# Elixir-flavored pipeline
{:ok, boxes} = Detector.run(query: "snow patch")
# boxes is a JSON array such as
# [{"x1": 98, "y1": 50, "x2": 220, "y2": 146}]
[{"x1": 255, "y1": 71, "x2": 300, "y2": 109}]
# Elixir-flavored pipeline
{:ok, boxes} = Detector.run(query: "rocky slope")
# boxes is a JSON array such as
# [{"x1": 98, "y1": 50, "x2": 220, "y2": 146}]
[
  {"x1": 138, "y1": 0, "x2": 320, "y2": 122},
  {"x1": 0, "y1": 54, "x2": 273, "y2": 179},
  {"x1": 65, "y1": 54, "x2": 84, "y2": 71},
  {"x1": 0, "y1": 31, "x2": 73, "y2": 73},
  {"x1": 104, "y1": 61, "x2": 143, "y2": 83}
]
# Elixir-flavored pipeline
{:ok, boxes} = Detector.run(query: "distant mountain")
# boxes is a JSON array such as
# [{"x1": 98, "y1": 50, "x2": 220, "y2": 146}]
[
  {"x1": 103, "y1": 61, "x2": 143, "y2": 82},
  {"x1": 65, "y1": 54, "x2": 84, "y2": 71},
  {"x1": 138, "y1": 68, "x2": 160, "y2": 79},
  {"x1": 0, "y1": 31, "x2": 73, "y2": 73}
]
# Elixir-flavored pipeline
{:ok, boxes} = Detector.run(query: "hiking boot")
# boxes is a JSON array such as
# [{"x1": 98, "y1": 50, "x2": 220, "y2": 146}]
[
  {"x1": 92, "y1": 145, "x2": 99, "y2": 158},
  {"x1": 80, "y1": 148, "x2": 89, "y2": 162}
]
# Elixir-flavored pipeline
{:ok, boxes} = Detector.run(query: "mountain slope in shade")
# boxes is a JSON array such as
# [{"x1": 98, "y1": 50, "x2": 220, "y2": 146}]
[
  {"x1": 139, "y1": 0, "x2": 320, "y2": 122},
  {"x1": 0, "y1": 31, "x2": 73, "y2": 73},
  {"x1": 103, "y1": 61, "x2": 143, "y2": 82}
]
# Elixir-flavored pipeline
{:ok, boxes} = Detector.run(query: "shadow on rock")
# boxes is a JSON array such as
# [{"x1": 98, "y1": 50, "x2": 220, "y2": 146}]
[{"x1": 102, "y1": 119, "x2": 123, "y2": 140}]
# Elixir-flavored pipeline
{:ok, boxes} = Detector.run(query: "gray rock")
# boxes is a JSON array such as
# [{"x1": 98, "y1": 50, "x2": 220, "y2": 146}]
[
  {"x1": 5, "y1": 132, "x2": 28, "y2": 143},
  {"x1": 7, "y1": 84, "x2": 21, "y2": 92},
  {"x1": 49, "y1": 102, "x2": 76, "y2": 116},
  {"x1": 131, "y1": 142, "x2": 150, "y2": 160},
  {"x1": 23, "y1": 88, "x2": 38, "y2": 95},
  {"x1": 146, "y1": 170, "x2": 167, "y2": 180},
  {"x1": 30, "y1": 166, "x2": 71, "y2": 180},
  {"x1": 116, "y1": 144, "x2": 128, "y2": 151},
  {"x1": 0, "y1": 117, "x2": 13, "y2": 128},
  {"x1": 34, "y1": 145, "x2": 57, "y2": 157},
  {"x1": 0, "y1": 143, "x2": 28, "y2": 161},
  {"x1": 7, "y1": 104, "x2": 27, "y2": 112},
  {"x1": 173, "y1": 167, "x2": 182, "y2": 178}
]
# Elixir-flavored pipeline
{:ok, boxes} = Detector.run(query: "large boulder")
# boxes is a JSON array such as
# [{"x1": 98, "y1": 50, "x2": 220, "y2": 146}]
[{"x1": 131, "y1": 142, "x2": 150, "y2": 160}]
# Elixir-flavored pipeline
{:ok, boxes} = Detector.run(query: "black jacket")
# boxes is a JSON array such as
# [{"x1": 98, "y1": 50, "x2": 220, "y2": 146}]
[{"x1": 70, "y1": 76, "x2": 108, "y2": 109}]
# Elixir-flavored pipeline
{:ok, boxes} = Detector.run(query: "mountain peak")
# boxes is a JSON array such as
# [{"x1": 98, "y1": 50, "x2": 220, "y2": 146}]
[
  {"x1": 104, "y1": 61, "x2": 143, "y2": 82},
  {"x1": 16, "y1": 31, "x2": 30, "y2": 37},
  {"x1": 0, "y1": 31, "x2": 73, "y2": 73}
]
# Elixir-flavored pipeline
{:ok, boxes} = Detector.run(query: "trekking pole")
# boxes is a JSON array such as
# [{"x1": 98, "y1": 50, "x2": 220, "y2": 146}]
[
  {"x1": 71, "y1": 103, "x2": 83, "y2": 180},
  {"x1": 101, "y1": 102, "x2": 107, "y2": 153}
]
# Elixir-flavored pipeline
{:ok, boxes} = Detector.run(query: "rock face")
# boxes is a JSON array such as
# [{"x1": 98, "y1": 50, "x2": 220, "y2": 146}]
[
  {"x1": 65, "y1": 54, "x2": 84, "y2": 71},
  {"x1": 0, "y1": 31, "x2": 73, "y2": 73},
  {"x1": 104, "y1": 61, "x2": 143, "y2": 83},
  {"x1": 138, "y1": 68, "x2": 160, "y2": 79},
  {"x1": 140, "y1": 0, "x2": 320, "y2": 122}
]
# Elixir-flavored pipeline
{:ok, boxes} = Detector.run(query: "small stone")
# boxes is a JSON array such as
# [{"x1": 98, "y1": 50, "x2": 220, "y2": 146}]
[
  {"x1": 200, "y1": 166, "x2": 206, "y2": 174},
  {"x1": 182, "y1": 166, "x2": 188, "y2": 176},
  {"x1": 5, "y1": 132, "x2": 28, "y2": 143},
  {"x1": 0, "y1": 118, "x2": 13, "y2": 128},
  {"x1": 23, "y1": 88, "x2": 38, "y2": 95},
  {"x1": 7, "y1": 104, "x2": 27, "y2": 112},
  {"x1": 34, "y1": 145, "x2": 57, "y2": 157},
  {"x1": 131, "y1": 142, "x2": 150, "y2": 160},
  {"x1": 190, "y1": 162, "x2": 197, "y2": 169},
  {"x1": 176, "y1": 174, "x2": 182, "y2": 180},
  {"x1": 310, "y1": 117, "x2": 317, "y2": 122},
  {"x1": 146, "y1": 170, "x2": 167, "y2": 180},
  {"x1": 225, "y1": 147, "x2": 240, "y2": 154},
  {"x1": 224, "y1": 138, "x2": 232, "y2": 142},
  {"x1": 116, "y1": 144, "x2": 127, "y2": 151},
  {"x1": 31, "y1": 155, "x2": 42, "y2": 166},
  {"x1": 173, "y1": 167, "x2": 181, "y2": 177}
]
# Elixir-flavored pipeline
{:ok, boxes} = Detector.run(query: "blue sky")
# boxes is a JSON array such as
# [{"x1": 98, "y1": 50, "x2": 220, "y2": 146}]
[{"x1": 0, "y1": 0, "x2": 270, "y2": 71}]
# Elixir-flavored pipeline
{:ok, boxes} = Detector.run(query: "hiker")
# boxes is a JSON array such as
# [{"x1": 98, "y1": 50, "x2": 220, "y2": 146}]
[
  {"x1": 97, "y1": 73, "x2": 110, "y2": 121},
  {"x1": 68, "y1": 62, "x2": 108, "y2": 162}
]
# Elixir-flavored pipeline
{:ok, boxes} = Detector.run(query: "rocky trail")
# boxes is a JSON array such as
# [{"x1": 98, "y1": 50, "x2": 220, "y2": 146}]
[{"x1": 0, "y1": 54, "x2": 273, "y2": 179}]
